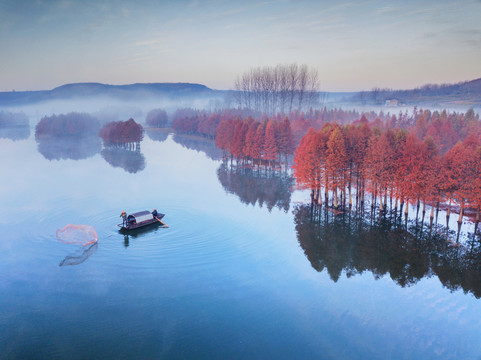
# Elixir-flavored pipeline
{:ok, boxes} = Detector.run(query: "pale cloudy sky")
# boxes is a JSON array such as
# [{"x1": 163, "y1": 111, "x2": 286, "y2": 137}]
[{"x1": 1, "y1": 0, "x2": 480, "y2": 91}]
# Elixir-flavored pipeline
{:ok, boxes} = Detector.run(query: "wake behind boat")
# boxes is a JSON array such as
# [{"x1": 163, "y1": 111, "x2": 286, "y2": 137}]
[{"x1": 119, "y1": 209, "x2": 168, "y2": 230}]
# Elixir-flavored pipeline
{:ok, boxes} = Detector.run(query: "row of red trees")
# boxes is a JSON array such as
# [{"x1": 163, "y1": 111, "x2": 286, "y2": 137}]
[
  {"x1": 171, "y1": 108, "x2": 258, "y2": 139},
  {"x1": 215, "y1": 117, "x2": 294, "y2": 167},
  {"x1": 170, "y1": 107, "x2": 479, "y2": 152},
  {"x1": 170, "y1": 107, "x2": 372, "y2": 144},
  {"x1": 293, "y1": 118, "x2": 481, "y2": 229}
]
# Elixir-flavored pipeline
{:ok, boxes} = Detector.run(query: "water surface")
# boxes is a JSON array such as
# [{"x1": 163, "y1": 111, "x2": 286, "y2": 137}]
[{"x1": 1, "y1": 129, "x2": 481, "y2": 360}]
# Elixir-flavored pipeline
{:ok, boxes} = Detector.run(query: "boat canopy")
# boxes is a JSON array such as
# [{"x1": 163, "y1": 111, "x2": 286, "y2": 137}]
[{"x1": 129, "y1": 210, "x2": 154, "y2": 223}]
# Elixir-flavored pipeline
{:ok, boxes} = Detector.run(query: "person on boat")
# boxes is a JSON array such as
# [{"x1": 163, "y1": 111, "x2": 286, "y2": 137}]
[
  {"x1": 152, "y1": 208, "x2": 158, "y2": 218},
  {"x1": 120, "y1": 211, "x2": 127, "y2": 227}
]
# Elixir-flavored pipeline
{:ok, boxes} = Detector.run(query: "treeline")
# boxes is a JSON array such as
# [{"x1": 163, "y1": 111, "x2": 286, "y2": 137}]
[
  {"x1": 35, "y1": 112, "x2": 100, "y2": 138},
  {"x1": 98, "y1": 118, "x2": 144, "y2": 147},
  {"x1": 354, "y1": 78, "x2": 481, "y2": 105},
  {"x1": 293, "y1": 111, "x2": 481, "y2": 232},
  {"x1": 172, "y1": 108, "x2": 221, "y2": 137},
  {"x1": 410, "y1": 108, "x2": 480, "y2": 154},
  {"x1": 171, "y1": 108, "x2": 260, "y2": 138},
  {"x1": 145, "y1": 109, "x2": 168, "y2": 128},
  {"x1": 171, "y1": 108, "x2": 296, "y2": 167},
  {"x1": 170, "y1": 107, "x2": 380, "y2": 145}
]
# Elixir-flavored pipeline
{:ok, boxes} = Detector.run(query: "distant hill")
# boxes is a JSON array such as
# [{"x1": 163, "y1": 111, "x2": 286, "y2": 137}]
[
  {"x1": 2, "y1": 78, "x2": 480, "y2": 108},
  {"x1": 351, "y1": 78, "x2": 481, "y2": 107},
  {"x1": 0, "y1": 82, "x2": 222, "y2": 106}
]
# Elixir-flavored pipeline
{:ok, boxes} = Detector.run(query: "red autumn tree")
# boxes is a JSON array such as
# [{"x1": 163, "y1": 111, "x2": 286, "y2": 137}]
[
  {"x1": 326, "y1": 126, "x2": 348, "y2": 208},
  {"x1": 244, "y1": 120, "x2": 259, "y2": 162},
  {"x1": 293, "y1": 127, "x2": 320, "y2": 193},
  {"x1": 276, "y1": 117, "x2": 294, "y2": 165},
  {"x1": 252, "y1": 122, "x2": 266, "y2": 165},
  {"x1": 230, "y1": 120, "x2": 248, "y2": 160},
  {"x1": 365, "y1": 131, "x2": 394, "y2": 212},
  {"x1": 216, "y1": 119, "x2": 236, "y2": 155},
  {"x1": 264, "y1": 120, "x2": 279, "y2": 166}
]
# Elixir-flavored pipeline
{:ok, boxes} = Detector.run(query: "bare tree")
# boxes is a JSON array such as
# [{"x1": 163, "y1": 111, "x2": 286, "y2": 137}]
[{"x1": 234, "y1": 63, "x2": 320, "y2": 115}]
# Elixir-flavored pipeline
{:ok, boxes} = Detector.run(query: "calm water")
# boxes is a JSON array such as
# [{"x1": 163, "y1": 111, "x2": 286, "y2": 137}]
[{"x1": 1, "y1": 127, "x2": 481, "y2": 360}]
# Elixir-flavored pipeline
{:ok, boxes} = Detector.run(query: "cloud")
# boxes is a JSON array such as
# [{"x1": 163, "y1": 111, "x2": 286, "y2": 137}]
[
  {"x1": 377, "y1": 6, "x2": 399, "y2": 15},
  {"x1": 188, "y1": 0, "x2": 200, "y2": 9},
  {"x1": 132, "y1": 38, "x2": 166, "y2": 47},
  {"x1": 453, "y1": 28, "x2": 481, "y2": 46}
]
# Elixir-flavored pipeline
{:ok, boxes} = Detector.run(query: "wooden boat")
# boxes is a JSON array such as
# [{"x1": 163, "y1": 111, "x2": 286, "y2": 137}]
[{"x1": 118, "y1": 210, "x2": 166, "y2": 230}]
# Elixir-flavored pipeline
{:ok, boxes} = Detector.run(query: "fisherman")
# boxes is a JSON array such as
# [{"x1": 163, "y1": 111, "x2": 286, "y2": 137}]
[
  {"x1": 120, "y1": 211, "x2": 127, "y2": 227},
  {"x1": 152, "y1": 208, "x2": 158, "y2": 218}
]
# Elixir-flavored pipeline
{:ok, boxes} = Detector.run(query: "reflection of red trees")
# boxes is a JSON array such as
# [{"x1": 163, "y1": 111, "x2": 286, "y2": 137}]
[
  {"x1": 145, "y1": 109, "x2": 168, "y2": 128},
  {"x1": 99, "y1": 118, "x2": 143, "y2": 146},
  {"x1": 35, "y1": 112, "x2": 100, "y2": 138},
  {"x1": 0, "y1": 111, "x2": 29, "y2": 127}
]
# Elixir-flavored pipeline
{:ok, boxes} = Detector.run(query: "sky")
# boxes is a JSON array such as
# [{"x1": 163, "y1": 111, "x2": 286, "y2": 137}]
[{"x1": 1, "y1": 0, "x2": 480, "y2": 92}]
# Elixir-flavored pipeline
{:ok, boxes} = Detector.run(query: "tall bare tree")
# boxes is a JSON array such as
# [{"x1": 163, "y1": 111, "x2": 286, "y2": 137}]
[{"x1": 234, "y1": 63, "x2": 320, "y2": 115}]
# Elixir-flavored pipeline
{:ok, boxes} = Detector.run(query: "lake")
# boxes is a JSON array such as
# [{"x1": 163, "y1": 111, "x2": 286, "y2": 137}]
[{"x1": 1, "y1": 127, "x2": 481, "y2": 360}]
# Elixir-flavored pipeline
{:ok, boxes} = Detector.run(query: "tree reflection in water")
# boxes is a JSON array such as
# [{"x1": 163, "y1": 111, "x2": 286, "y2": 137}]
[
  {"x1": 0, "y1": 126, "x2": 30, "y2": 141},
  {"x1": 0, "y1": 111, "x2": 30, "y2": 140},
  {"x1": 37, "y1": 136, "x2": 101, "y2": 160},
  {"x1": 217, "y1": 163, "x2": 294, "y2": 212},
  {"x1": 146, "y1": 129, "x2": 169, "y2": 143},
  {"x1": 294, "y1": 204, "x2": 481, "y2": 298},
  {"x1": 101, "y1": 145, "x2": 145, "y2": 173},
  {"x1": 172, "y1": 133, "x2": 223, "y2": 161}
]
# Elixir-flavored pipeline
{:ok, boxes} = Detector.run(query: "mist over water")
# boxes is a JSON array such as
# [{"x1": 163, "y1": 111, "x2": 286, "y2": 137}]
[{"x1": 1, "y1": 104, "x2": 481, "y2": 359}]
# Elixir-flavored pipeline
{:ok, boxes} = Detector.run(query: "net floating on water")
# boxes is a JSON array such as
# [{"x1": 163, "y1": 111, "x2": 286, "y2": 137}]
[{"x1": 56, "y1": 224, "x2": 98, "y2": 246}]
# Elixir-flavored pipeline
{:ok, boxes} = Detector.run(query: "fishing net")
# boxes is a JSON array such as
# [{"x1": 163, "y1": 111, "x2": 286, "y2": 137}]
[{"x1": 56, "y1": 224, "x2": 98, "y2": 246}]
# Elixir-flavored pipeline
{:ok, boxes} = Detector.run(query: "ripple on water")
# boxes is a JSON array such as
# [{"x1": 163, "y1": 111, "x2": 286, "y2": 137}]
[
  {"x1": 86, "y1": 204, "x2": 270, "y2": 275},
  {"x1": 14, "y1": 202, "x2": 272, "y2": 278}
]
